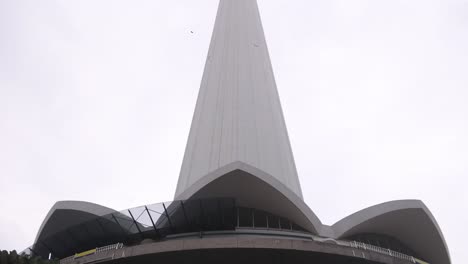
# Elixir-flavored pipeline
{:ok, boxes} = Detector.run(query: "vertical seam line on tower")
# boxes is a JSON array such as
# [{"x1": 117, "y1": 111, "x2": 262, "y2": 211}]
[
  {"x1": 247, "y1": 0, "x2": 261, "y2": 168},
  {"x1": 216, "y1": 0, "x2": 234, "y2": 168},
  {"x1": 209, "y1": 0, "x2": 230, "y2": 170}
]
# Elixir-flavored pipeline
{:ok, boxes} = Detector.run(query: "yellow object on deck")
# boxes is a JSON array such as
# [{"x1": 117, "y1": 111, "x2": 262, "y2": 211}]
[
  {"x1": 74, "y1": 248, "x2": 96, "y2": 258},
  {"x1": 415, "y1": 258, "x2": 430, "y2": 264}
]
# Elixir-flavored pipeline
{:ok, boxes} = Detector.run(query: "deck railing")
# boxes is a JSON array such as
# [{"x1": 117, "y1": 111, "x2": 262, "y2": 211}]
[
  {"x1": 58, "y1": 234, "x2": 427, "y2": 264},
  {"x1": 349, "y1": 241, "x2": 417, "y2": 263},
  {"x1": 60, "y1": 243, "x2": 123, "y2": 264},
  {"x1": 95, "y1": 243, "x2": 123, "y2": 253}
]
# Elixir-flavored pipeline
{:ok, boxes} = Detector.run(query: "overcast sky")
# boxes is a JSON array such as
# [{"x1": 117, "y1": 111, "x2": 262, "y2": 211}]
[{"x1": 0, "y1": 0, "x2": 467, "y2": 262}]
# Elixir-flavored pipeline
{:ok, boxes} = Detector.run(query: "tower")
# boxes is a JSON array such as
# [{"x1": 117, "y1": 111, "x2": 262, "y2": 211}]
[
  {"x1": 32, "y1": 1, "x2": 450, "y2": 263},
  {"x1": 176, "y1": 0, "x2": 301, "y2": 199}
]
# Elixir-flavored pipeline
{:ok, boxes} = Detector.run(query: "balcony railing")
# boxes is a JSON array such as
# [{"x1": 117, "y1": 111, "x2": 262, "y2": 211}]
[
  {"x1": 60, "y1": 243, "x2": 123, "y2": 264},
  {"x1": 349, "y1": 241, "x2": 416, "y2": 263},
  {"x1": 58, "y1": 234, "x2": 427, "y2": 264}
]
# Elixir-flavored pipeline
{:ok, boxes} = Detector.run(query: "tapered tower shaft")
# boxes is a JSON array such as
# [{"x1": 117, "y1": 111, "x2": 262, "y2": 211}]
[{"x1": 176, "y1": 0, "x2": 302, "y2": 199}]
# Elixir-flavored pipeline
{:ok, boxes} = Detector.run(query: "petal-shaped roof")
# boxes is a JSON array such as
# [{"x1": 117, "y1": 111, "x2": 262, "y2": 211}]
[
  {"x1": 175, "y1": 161, "x2": 322, "y2": 234},
  {"x1": 331, "y1": 200, "x2": 450, "y2": 264},
  {"x1": 33, "y1": 201, "x2": 118, "y2": 258},
  {"x1": 35, "y1": 200, "x2": 116, "y2": 244}
]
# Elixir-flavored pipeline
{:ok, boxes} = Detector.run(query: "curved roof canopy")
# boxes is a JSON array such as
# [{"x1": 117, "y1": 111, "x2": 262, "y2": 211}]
[
  {"x1": 34, "y1": 201, "x2": 116, "y2": 245},
  {"x1": 331, "y1": 200, "x2": 451, "y2": 264},
  {"x1": 176, "y1": 161, "x2": 322, "y2": 235},
  {"x1": 33, "y1": 201, "x2": 120, "y2": 257}
]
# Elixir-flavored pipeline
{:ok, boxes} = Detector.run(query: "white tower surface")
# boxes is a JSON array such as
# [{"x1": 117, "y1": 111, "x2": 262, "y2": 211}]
[{"x1": 176, "y1": 0, "x2": 302, "y2": 199}]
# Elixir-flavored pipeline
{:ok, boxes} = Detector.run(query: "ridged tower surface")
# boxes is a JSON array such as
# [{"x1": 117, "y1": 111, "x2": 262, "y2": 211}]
[{"x1": 176, "y1": 0, "x2": 302, "y2": 199}]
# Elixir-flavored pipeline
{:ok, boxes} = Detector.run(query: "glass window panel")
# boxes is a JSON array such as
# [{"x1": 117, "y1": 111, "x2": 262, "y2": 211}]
[
  {"x1": 129, "y1": 206, "x2": 152, "y2": 229},
  {"x1": 279, "y1": 217, "x2": 291, "y2": 230},
  {"x1": 268, "y1": 214, "x2": 280, "y2": 229},
  {"x1": 182, "y1": 199, "x2": 202, "y2": 229},
  {"x1": 292, "y1": 222, "x2": 305, "y2": 232},
  {"x1": 114, "y1": 214, "x2": 136, "y2": 232},
  {"x1": 238, "y1": 207, "x2": 253, "y2": 227},
  {"x1": 253, "y1": 210, "x2": 267, "y2": 228},
  {"x1": 146, "y1": 203, "x2": 165, "y2": 215},
  {"x1": 200, "y1": 198, "x2": 222, "y2": 230}
]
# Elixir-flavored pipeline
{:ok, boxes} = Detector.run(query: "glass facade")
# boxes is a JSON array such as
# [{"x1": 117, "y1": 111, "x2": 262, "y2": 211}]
[{"x1": 32, "y1": 198, "x2": 306, "y2": 260}]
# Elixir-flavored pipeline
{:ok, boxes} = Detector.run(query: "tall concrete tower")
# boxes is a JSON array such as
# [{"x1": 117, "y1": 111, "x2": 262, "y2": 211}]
[
  {"x1": 32, "y1": 1, "x2": 450, "y2": 263},
  {"x1": 176, "y1": 0, "x2": 302, "y2": 199}
]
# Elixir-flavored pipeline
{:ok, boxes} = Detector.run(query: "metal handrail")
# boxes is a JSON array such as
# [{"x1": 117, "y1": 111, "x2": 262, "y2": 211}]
[
  {"x1": 58, "y1": 235, "x2": 425, "y2": 264},
  {"x1": 60, "y1": 243, "x2": 123, "y2": 264},
  {"x1": 95, "y1": 243, "x2": 123, "y2": 253},
  {"x1": 349, "y1": 241, "x2": 417, "y2": 263}
]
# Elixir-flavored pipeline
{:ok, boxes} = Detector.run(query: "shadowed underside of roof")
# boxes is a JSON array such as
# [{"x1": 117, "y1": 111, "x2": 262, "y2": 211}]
[
  {"x1": 176, "y1": 161, "x2": 322, "y2": 234},
  {"x1": 34, "y1": 201, "x2": 117, "y2": 245},
  {"x1": 331, "y1": 200, "x2": 451, "y2": 264}
]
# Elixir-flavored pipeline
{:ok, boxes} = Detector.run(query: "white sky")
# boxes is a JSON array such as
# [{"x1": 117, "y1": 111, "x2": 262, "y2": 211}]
[{"x1": 0, "y1": 0, "x2": 467, "y2": 262}]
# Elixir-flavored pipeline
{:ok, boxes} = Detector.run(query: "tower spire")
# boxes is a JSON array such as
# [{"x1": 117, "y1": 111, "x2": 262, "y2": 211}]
[{"x1": 176, "y1": 0, "x2": 302, "y2": 199}]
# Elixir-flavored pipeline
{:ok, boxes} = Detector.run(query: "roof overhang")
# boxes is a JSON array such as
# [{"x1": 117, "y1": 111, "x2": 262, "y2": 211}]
[
  {"x1": 174, "y1": 161, "x2": 323, "y2": 235},
  {"x1": 331, "y1": 200, "x2": 450, "y2": 264},
  {"x1": 34, "y1": 200, "x2": 117, "y2": 244},
  {"x1": 33, "y1": 201, "x2": 119, "y2": 257}
]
